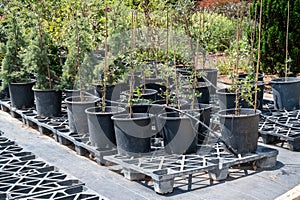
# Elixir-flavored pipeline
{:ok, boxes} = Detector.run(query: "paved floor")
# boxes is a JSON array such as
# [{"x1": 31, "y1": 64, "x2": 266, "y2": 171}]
[{"x1": 0, "y1": 110, "x2": 299, "y2": 200}]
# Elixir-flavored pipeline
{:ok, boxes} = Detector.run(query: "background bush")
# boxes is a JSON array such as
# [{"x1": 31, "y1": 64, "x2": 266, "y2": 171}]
[{"x1": 253, "y1": 0, "x2": 300, "y2": 76}]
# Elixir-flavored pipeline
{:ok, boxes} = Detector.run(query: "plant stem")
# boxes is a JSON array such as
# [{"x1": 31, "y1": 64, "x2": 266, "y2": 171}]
[
  {"x1": 170, "y1": 11, "x2": 180, "y2": 110},
  {"x1": 234, "y1": 6, "x2": 241, "y2": 115},
  {"x1": 285, "y1": 1, "x2": 290, "y2": 81},
  {"x1": 75, "y1": 10, "x2": 83, "y2": 101},
  {"x1": 129, "y1": 10, "x2": 135, "y2": 118},
  {"x1": 102, "y1": 4, "x2": 108, "y2": 112},
  {"x1": 254, "y1": 0, "x2": 263, "y2": 114}
]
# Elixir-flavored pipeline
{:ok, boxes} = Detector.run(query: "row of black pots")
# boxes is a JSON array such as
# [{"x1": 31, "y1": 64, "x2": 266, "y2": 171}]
[
  {"x1": 4, "y1": 79, "x2": 259, "y2": 156},
  {"x1": 110, "y1": 103, "x2": 212, "y2": 156},
  {"x1": 6, "y1": 81, "x2": 259, "y2": 157},
  {"x1": 4, "y1": 76, "x2": 299, "y2": 157}
]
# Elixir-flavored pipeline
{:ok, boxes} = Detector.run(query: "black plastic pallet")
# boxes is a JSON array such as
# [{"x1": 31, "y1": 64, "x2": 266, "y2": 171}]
[
  {"x1": 56, "y1": 128, "x2": 117, "y2": 165},
  {"x1": 0, "y1": 133, "x2": 104, "y2": 199},
  {"x1": 24, "y1": 185, "x2": 107, "y2": 200},
  {"x1": 0, "y1": 100, "x2": 118, "y2": 165},
  {"x1": 259, "y1": 110, "x2": 300, "y2": 151},
  {"x1": 105, "y1": 143, "x2": 278, "y2": 194}
]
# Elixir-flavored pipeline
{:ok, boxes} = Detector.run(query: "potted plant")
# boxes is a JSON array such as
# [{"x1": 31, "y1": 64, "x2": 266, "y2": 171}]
[
  {"x1": 23, "y1": 1, "x2": 62, "y2": 117},
  {"x1": 270, "y1": 1, "x2": 300, "y2": 111},
  {"x1": 85, "y1": 3, "x2": 128, "y2": 149},
  {"x1": 156, "y1": 6, "x2": 201, "y2": 154},
  {"x1": 0, "y1": 2, "x2": 35, "y2": 109},
  {"x1": 63, "y1": 1, "x2": 99, "y2": 134},
  {"x1": 111, "y1": 10, "x2": 158, "y2": 157},
  {"x1": 218, "y1": 1, "x2": 262, "y2": 155}
]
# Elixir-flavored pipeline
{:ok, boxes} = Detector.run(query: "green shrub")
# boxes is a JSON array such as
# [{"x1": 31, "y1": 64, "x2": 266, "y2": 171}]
[{"x1": 252, "y1": 0, "x2": 300, "y2": 75}]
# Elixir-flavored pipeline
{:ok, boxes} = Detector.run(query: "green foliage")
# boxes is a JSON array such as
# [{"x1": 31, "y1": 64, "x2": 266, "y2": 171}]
[
  {"x1": 0, "y1": 1, "x2": 32, "y2": 89},
  {"x1": 189, "y1": 11, "x2": 237, "y2": 54},
  {"x1": 22, "y1": 1, "x2": 61, "y2": 90},
  {"x1": 60, "y1": 0, "x2": 101, "y2": 90},
  {"x1": 253, "y1": 0, "x2": 300, "y2": 75}
]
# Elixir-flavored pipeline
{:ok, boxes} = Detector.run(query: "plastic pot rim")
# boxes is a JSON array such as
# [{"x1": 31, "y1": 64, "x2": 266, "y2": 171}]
[
  {"x1": 111, "y1": 113, "x2": 154, "y2": 121},
  {"x1": 9, "y1": 79, "x2": 36, "y2": 85},
  {"x1": 218, "y1": 108, "x2": 261, "y2": 118},
  {"x1": 85, "y1": 106, "x2": 125, "y2": 115},
  {"x1": 270, "y1": 77, "x2": 300, "y2": 84},
  {"x1": 65, "y1": 95, "x2": 100, "y2": 105}
]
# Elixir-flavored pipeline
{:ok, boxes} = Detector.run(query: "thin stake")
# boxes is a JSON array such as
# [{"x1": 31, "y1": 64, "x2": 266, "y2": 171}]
[
  {"x1": 129, "y1": 11, "x2": 135, "y2": 118},
  {"x1": 102, "y1": 4, "x2": 108, "y2": 112},
  {"x1": 254, "y1": 0, "x2": 263, "y2": 113},
  {"x1": 234, "y1": 6, "x2": 241, "y2": 115},
  {"x1": 285, "y1": 1, "x2": 290, "y2": 81}
]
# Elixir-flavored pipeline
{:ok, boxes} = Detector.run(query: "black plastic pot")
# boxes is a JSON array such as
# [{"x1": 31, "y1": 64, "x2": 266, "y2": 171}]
[
  {"x1": 181, "y1": 103, "x2": 212, "y2": 144},
  {"x1": 9, "y1": 80, "x2": 35, "y2": 109},
  {"x1": 158, "y1": 111, "x2": 199, "y2": 154},
  {"x1": 216, "y1": 88, "x2": 238, "y2": 110},
  {"x1": 33, "y1": 89, "x2": 62, "y2": 117},
  {"x1": 0, "y1": 80, "x2": 9, "y2": 99},
  {"x1": 94, "y1": 83, "x2": 129, "y2": 106},
  {"x1": 238, "y1": 73, "x2": 264, "y2": 81},
  {"x1": 127, "y1": 71, "x2": 142, "y2": 89},
  {"x1": 216, "y1": 83, "x2": 264, "y2": 110},
  {"x1": 85, "y1": 106, "x2": 125, "y2": 149},
  {"x1": 65, "y1": 96, "x2": 99, "y2": 134},
  {"x1": 152, "y1": 99, "x2": 188, "y2": 112},
  {"x1": 64, "y1": 89, "x2": 80, "y2": 99},
  {"x1": 111, "y1": 113, "x2": 156, "y2": 156},
  {"x1": 197, "y1": 68, "x2": 218, "y2": 94},
  {"x1": 144, "y1": 83, "x2": 166, "y2": 100},
  {"x1": 218, "y1": 108, "x2": 261, "y2": 155},
  {"x1": 195, "y1": 82, "x2": 211, "y2": 104},
  {"x1": 122, "y1": 88, "x2": 158, "y2": 102},
  {"x1": 270, "y1": 77, "x2": 300, "y2": 110}
]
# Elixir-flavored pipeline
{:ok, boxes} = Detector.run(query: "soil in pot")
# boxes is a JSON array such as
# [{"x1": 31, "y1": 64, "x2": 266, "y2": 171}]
[
  {"x1": 85, "y1": 106, "x2": 125, "y2": 149},
  {"x1": 33, "y1": 89, "x2": 62, "y2": 117},
  {"x1": 65, "y1": 95, "x2": 99, "y2": 134},
  {"x1": 270, "y1": 77, "x2": 300, "y2": 110},
  {"x1": 158, "y1": 111, "x2": 199, "y2": 154},
  {"x1": 112, "y1": 113, "x2": 156, "y2": 157},
  {"x1": 218, "y1": 108, "x2": 261, "y2": 155},
  {"x1": 9, "y1": 80, "x2": 35, "y2": 109}
]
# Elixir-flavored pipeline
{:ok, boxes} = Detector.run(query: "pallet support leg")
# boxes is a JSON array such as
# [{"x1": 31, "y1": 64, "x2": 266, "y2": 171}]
[
  {"x1": 123, "y1": 168, "x2": 145, "y2": 181},
  {"x1": 153, "y1": 178, "x2": 174, "y2": 194},
  {"x1": 58, "y1": 136, "x2": 71, "y2": 145},
  {"x1": 255, "y1": 155, "x2": 277, "y2": 169},
  {"x1": 209, "y1": 167, "x2": 229, "y2": 181},
  {"x1": 75, "y1": 145, "x2": 89, "y2": 156}
]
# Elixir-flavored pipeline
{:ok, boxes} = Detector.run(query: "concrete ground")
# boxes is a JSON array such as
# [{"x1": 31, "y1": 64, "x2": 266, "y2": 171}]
[{"x1": 0, "y1": 108, "x2": 299, "y2": 200}]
